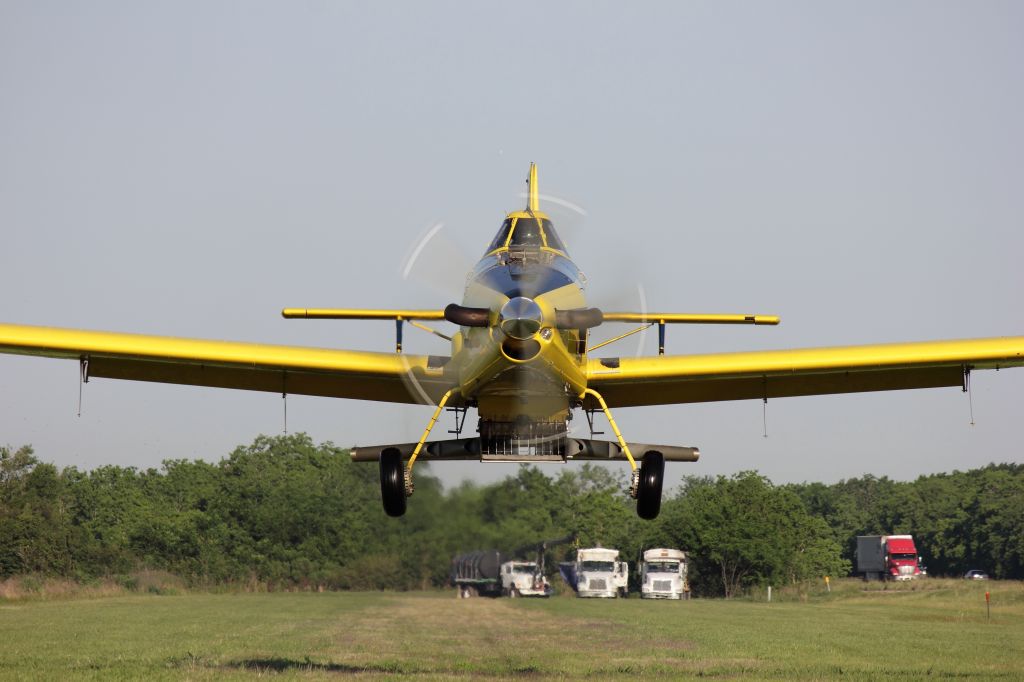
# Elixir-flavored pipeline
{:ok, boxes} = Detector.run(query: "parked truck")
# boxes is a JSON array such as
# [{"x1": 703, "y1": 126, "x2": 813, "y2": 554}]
[
  {"x1": 639, "y1": 548, "x2": 690, "y2": 599},
  {"x1": 499, "y1": 533, "x2": 573, "y2": 597},
  {"x1": 452, "y1": 550, "x2": 504, "y2": 598},
  {"x1": 453, "y1": 536, "x2": 573, "y2": 598},
  {"x1": 559, "y1": 547, "x2": 629, "y2": 598},
  {"x1": 499, "y1": 560, "x2": 549, "y2": 597},
  {"x1": 856, "y1": 535, "x2": 921, "y2": 581}
]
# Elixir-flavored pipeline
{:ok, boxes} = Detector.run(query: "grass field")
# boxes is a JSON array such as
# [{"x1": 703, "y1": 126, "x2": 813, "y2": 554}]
[{"x1": 1, "y1": 579, "x2": 1021, "y2": 680}]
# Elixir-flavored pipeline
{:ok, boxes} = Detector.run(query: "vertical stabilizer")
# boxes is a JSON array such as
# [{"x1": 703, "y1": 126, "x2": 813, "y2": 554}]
[{"x1": 527, "y1": 162, "x2": 540, "y2": 212}]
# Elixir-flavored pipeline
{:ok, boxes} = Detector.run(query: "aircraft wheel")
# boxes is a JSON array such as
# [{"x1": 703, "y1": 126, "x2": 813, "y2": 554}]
[
  {"x1": 509, "y1": 587, "x2": 519, "y2": 598},
  {"x1": 379, "y1": 448, "x2": 407, "y2": 517},
  {"x1": 636, "y1": 450, "x2": 664, "y2": 520}
]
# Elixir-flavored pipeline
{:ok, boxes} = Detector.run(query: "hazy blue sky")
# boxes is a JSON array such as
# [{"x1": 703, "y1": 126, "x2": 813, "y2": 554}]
[{"x1": 2, "y1": 1, "x2": 1022, "y2": 492}]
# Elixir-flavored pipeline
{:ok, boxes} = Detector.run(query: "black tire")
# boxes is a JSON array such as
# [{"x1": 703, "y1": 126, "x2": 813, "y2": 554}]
[
  {"x1": 379, "y1": 447, "x2": 407, "y2": 517},
  {"x1": 636, "y1": 450, "x2": 664, "y2": 520}
]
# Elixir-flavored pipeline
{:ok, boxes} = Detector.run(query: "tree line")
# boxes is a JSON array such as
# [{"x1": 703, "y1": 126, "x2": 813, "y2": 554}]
[{"x1": 1, "y1": 434, "x2": 1021, "y2": 596}]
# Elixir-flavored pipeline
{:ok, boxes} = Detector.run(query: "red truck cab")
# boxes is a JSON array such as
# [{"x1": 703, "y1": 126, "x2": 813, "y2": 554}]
[{"x1": 885, "y1": 535, "x2": 920, "y2": 580}]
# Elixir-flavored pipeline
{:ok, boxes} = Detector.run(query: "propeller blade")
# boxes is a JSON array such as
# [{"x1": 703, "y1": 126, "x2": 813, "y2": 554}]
[{"x1": 400, "y1": 221, "x2": 476, "y2": 299}]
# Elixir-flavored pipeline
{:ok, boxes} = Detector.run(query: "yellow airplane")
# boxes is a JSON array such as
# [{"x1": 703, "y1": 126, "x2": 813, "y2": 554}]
[{"x1": 1, "y1": 163, "x2": 1023, "y2": 520}]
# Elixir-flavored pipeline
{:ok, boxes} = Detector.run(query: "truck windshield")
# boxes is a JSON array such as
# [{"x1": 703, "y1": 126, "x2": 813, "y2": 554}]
[
  {"x1": 646, "y1": 561, "x2": 679, "y2": 573},
  {"x1": 581, "y1": 561, "x2": 614, "y2": 572},
  {"x1": 890, "y1": 553, "x2": 916, "y2": 560},
  {"x1": 512, "y1": 565, "x2": 536, "y2": 574}
]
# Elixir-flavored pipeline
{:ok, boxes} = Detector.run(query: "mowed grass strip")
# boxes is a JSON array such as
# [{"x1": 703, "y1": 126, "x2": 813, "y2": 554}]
[
  {"x1": 0, "y1": 581, "x2": 1021, "y2": 680},
  {"x1": 535, "y1": 581, "x2": 1024, "y2": 679}
]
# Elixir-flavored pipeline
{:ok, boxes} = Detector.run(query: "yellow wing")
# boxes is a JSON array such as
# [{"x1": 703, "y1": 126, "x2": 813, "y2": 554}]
[
  {"x1": 600, "y1": 312, "x2": 779, "y2": 325},
  {"x1": 281, "y1": 308, "x2": 445, "y2": 320},
  {"x1": 0, "y1": 322, "x2": 456, "y2": 405},
  {"x1": 586, "y1": 337, "x2": 1024, "y2": 408}
]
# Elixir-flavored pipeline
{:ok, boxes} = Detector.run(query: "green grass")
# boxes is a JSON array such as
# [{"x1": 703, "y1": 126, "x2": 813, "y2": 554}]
[{"x1": 0, "y1": 580, "x2": 1021, "y2": 680}]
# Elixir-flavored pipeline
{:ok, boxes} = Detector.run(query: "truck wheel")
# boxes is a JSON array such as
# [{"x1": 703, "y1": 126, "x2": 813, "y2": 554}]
[
  {"x1": 636, "y1": 451, "x2": 664, "y2": 519},
  {"x1": 509, "y1": 587, "x2": 519, "y2": 598},
  {"x1": 379, "y1": 448, "x2": 407, "y2": 517}
]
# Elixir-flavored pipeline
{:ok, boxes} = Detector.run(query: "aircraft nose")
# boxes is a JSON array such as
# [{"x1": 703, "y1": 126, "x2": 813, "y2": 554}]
[{"x1": 499, "y1": 297, "x2": 543, "y2": 340}]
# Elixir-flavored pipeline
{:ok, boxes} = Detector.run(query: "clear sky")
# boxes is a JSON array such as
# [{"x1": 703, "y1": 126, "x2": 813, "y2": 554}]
[{"x1": 1, "y1": 1, "x2": 1022, "y2": 492}]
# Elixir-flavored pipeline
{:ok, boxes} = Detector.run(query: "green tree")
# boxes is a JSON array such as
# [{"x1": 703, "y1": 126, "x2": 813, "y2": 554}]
[
  {"x1": 659, "y1": 472, "x2": 847, "y2": 596},
  {"x1": 0, "y1": 445, "x2": 73, "y2": 576}
]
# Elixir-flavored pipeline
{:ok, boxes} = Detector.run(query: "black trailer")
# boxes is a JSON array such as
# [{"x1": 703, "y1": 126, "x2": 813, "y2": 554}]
[{"x1": 451, "y1": 550, "x2": 503, "y2": 598}]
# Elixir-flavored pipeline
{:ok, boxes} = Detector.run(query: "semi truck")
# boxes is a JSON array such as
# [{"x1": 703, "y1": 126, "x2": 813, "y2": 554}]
[
  {"x1": 499, "y1": 533, "x2": 573, "y2": 597},
  {"x1": 499, "y1": 560, "x2": 549, "y2": 597},
  {"x1": 451, "y1": 551, "x2": 549, "y2": 598},
  {"x1": 639, "y1": 548, "x2": 690, "y2": 599},
  {"x1": 559, "y1": 547, "x2": 629, "y2": 598},
  {"x1": 856, "y1": 535, "x2": 921, "y2": 581},
  {"x1": 452, "y1": 536, "x2": 574, "y2": 598}
]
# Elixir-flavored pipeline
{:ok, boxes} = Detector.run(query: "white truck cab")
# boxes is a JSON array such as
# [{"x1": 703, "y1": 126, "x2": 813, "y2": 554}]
[
  {"x1": 499, "y1": 560, "x2": 549, "y2": 597},
  {"x1": 640, "y1": 548, "x2": 689, "y2": 600},
  {"x1": 576, "y1": 547, "x2": 629, "y2": 598}
]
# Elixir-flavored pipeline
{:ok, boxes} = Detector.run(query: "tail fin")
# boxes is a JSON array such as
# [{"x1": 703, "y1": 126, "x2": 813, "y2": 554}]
[{"x1": 526, "y1": 162, "x2": 539, "y2": 212}]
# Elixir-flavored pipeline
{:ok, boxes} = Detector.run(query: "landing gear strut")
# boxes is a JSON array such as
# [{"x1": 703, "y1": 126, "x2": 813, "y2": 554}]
[
  {"x1": 636, "y1": 451, "x2": 665, "y2": 520},
  {"x1": 379, "y1": 448, "x2": 406, "y2": 517},
  {"x1": 583, "y1": 387, "x2": 665, "y2": 520},
  {"x1": 379, "y1": 389, "x2": 457, "y2": 517}
]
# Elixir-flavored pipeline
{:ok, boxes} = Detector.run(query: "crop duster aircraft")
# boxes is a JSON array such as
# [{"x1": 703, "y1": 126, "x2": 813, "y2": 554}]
[{"x1": 2, "y1": 163, "x2": 1023, "y2": 519}]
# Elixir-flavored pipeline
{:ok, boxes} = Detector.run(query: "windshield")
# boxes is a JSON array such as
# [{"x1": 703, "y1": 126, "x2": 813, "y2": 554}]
[
  {"x1": 646, "y1": 561, "x2": 679, "y2": 573},
  {"x1": 512, "y1": 564, "x2": 537, "y2": 574},
  {"x1": 488, "y1": 216, "x2": 568, "y2": 254},
  {"x1": 485, "y1": 219, "x2": 513, "y2": 254},
  {"x1": 580, "y1": 560, "x2": 614, "y2": 572},
  {"x1": 890, "y1": 553, "x2": 916, "y2": 561},
  {"x1": 509, "y1": 217, "x2": 543, "y2": 247},
  {"x1": 541, "y1": 219, "x2": 568, "y2": 253}
]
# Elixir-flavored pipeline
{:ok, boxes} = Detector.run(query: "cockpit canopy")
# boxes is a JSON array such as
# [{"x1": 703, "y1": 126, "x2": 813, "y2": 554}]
[{"x1": 485, "y1": 214, "x2": 568, "y2": 255}]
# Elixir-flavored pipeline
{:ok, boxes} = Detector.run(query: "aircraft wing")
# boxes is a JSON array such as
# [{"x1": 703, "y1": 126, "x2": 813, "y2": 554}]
[
  {"x1": 0, "y1": 322, "x2": 456, "y2": 405},
  {"x1": 586, "y1": 337, "x2": 1024, "y2": 408}
]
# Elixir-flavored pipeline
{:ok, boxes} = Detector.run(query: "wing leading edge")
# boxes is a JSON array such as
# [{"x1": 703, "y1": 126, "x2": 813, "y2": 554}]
[
  {"x1": 586, "y1": 337, "x2": 1024, "y2": 408},
  {"x1": 0, "y1": 322, "x2": 455, "y2": 405}
]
